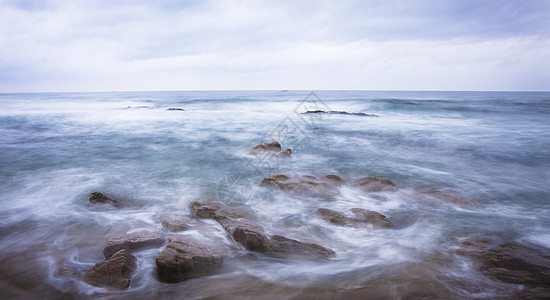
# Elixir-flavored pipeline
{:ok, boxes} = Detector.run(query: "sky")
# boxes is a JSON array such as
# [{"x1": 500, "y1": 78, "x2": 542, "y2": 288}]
[{"x1": 1, "y1": 0, "x2": 549, "y2": 92}]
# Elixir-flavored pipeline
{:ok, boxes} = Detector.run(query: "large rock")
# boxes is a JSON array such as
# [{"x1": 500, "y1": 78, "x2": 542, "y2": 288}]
[
  {"x1": 83, "y1": 249, "x2": 137, "y2": 289},
  {"x1": 88, "y1": 192, "x2": 122, "y2": 208},
  {"x1": 354, "y1": 176, "x2": 397, "y2": 192},
  {"x1": 160, "y1": 214, "x2": 193, "y2": 232},
  {"x1": 103, "y1": 231, "x2": 164, "y2": 259},
  {"x1": 155, "y1": 239, "x2": 224, "y2": 283},
  {"x1": 260, "y1": 174, "x2": 340, "y2": 198},
  {"x1": 189, "y1": 201, "x2": 335, "y2": 259},
  {"x1": 457, "y1": 239, "x2": 550, "y2": 287},
  {"x1": 317, "y1": 208, "x2": 393, "y2": 229}
]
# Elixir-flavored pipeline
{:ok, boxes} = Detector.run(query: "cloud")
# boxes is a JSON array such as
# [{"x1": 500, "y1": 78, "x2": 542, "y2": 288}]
[{"x1": 0, "y1": 0, "x2": 549, "y2": 91}]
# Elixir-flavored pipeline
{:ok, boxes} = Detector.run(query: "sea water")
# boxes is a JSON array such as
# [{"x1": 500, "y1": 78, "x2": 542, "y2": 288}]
[{"x1": 0, "y1": 90, "x2": 549, "y2": 299}]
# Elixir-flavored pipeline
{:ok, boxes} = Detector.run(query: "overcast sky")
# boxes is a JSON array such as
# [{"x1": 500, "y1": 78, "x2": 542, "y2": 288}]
[{"x1": 1, "y1": 0, "x2": 549, "y2": 92}]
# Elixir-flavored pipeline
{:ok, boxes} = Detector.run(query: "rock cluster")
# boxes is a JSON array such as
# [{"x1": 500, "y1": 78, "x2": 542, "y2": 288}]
[{"x1": 248, "y1": 141, "x2": 292, "y2": 158}]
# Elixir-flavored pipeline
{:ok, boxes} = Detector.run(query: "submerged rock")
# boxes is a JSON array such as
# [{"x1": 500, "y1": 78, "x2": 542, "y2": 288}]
[
  {"x1": 260, "y1": 174, "x2": 340, "y2": 198},
  {"x1": 317, "y1": 208, "x2": 393, "y2": 229},
  {"x1": 457, "y1": 239, "x2": 550, "y2": 286},
  {"x1": 302, "y1": 110, "x2": 378, "y2": 117},
  {"x1": 276, "y1": 149, "x2": 292, "y2": 158},
  {"x1": 421, "y1": 190, "x2": 471, "y2": 206},
  {"x1": 103, "y1": 231, "x2": 164, "y2": 259},
  {"x1": 83, "y1": 249, "x2": 137, "y2": 289},
  {"x1": 354, "y1": 176, "x2": 397, "y2": 192},
  {"x1": 155, "y1": 239, "x2": 224, "y2": 283},
  {"x1": 88, "y1": 192, "x2": 123, "y2": 208},
  {"x1": 189, "y1": 201, "x2": 334, "y2": 259},
  {"x1": 160, "y1": 214, "x2": 193, "y2": 232}
]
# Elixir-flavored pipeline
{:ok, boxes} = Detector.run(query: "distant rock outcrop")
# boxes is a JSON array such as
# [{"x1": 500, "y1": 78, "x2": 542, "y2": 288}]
[
  {"x1": 83, "y1": 249, "x2": 137, "y2": 289},
  {"x1": 303, "y1": 110, "x2": 378, "y2": 117},
  {"x1": 167, "y1": 108, "x2": 185, "y2": 111}
]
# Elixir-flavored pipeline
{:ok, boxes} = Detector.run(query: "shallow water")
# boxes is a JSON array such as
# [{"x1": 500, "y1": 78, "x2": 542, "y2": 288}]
[{"x1": 0, "y1": 90, "x2": 549, "y2": 299}]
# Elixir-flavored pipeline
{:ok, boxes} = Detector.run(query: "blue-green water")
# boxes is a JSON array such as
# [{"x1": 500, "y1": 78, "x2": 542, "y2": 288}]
[{"x1": 0, "y1": 90, "x2": 549, "y2": 298}]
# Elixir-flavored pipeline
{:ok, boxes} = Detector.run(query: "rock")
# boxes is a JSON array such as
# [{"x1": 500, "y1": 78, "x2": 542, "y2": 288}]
[
  {"x1": 354, "y1": 176, "x2": 397, "y2": 192},
  {"x1": 276, "y1": 149, "x2": 292, "y2": 158},
  {"x1": 457, "y1": 239, "x2": 550, "y2": 287},
  {"x1": 421, "y1": 190, "x2": 471, "y2": 206},
  {"x1": 155, "y1": 239, "x2": 224, "y2": 283},
  {"x1": 269, "y1": 235, "x2": 335, "y2": 259},
  {"x1": 317, "y1": 208, "x2": 393, "y2": 229},
  {"x1": 83, "y1": 249, "x2": 137, "y2": 289},
  {"x1": 248, "y1": 141, "x2": 282, "y2": 153},
  {"x1": 167, "y1": 108, "x2": 185, "y2": 111},
  {"x1": 260, "y1": 174, "x2": 340, "y2": 198},
  {"x1": 350, "y1": 208, "x2": 394, "y2": 229},
  {"x1": 302, "y1": 110, "x2": 378, "y2": 117},
  {"x1": 189, "y1": 201, "x2": 335, "y2": 259},
  {"x1": 323, "y1": 175, "x2": 343, "y2": 184},
  {"x1": 88, "y1": 192, "x2": 122, "y2": 208},
  {"x1": 103, "y1": 231, "x2": 164, "y2": 259},
  {"x1": 160, "y1": 215, "x2": 192, "y2": 232}
]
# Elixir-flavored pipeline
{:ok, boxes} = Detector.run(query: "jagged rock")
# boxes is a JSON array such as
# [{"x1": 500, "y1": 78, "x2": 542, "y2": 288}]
[
  {"x1": 260, "y1": 174, "x2": 340, "y2": 198},
  {"x1": 189, "y1": 201, "x2": 335, "y2": 259},
  {"x1": 248, "y1": 141, "x2": 282, "y2": 153},
  {"x1": 83, "y1": 249, "x2": 137, "y2": 289},
  {"x1": 160, "y1": 214, "x2": 193, "y2": 232},
  {"x1": 317, "y1": 208, "x2": 393, "y2": 229},
  {"x1": 354, "y1": 176, "x2": 397, "y2": 192},
  {"x1": 457, "y1": 238, "x2": 550, "y2": 288},
  {"x1": 302, "y1": 110, "x2": 378, "y2": 117},
  {"x1": 88, "y1": 192, "x2": 122, "y2": 208},
  {"x1": 155, "y1": 239, "x2": 224, "y2": 283},
  {"x1": 276, "y1": 149, "x2": 292, "y2": 158},
  {"x1": 103, "y1": 231, "x2": 164, "y2": 259}
]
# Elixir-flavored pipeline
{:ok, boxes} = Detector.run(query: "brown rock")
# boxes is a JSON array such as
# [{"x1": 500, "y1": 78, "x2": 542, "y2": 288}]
[
  {"x1": 317, "y1": 208, "x2": 393, "y2": 229},
  {"x1": 457, "y1": 239, "x2": 550, "y2": 287},
  {"x1": 260, "y1": 174, "x2": 340, "y2": 198},
  {"x1": 103, "y1": 231, "x2": 164, "y2": 259},
  {"x1": 354, "y1": 176, "x2": 397, "y2": 192},
  {"x1": 269, "y1": 235, "x2": 335, "y2": 259},
  {"x1": 155, "y1": 239, "x2": 224, "y2": 283},
  {"x1": 83, "y1": 249, "x2": 137, "y2": 289},
  {"x1": 88, "y1": 192, "x2": 122, "y2": 208},
  {"x1": 350, "y1": 208, "x2": 394, "y2": 229},
  {"x1": 276, "y1": 149, "x2": 292, "y2": 158},
  {"x1": 160, "y1": 215, "x2": 192, "y2": 232},
  {"x1": 323, "y1": 175, "x2": 344, "y2": 185},
  {"x1": 248, "y1": 141, "x2": 282, "y2": 153},
  {"x1": 189, "y1": 201, "x2": 335, "y2": 259}
]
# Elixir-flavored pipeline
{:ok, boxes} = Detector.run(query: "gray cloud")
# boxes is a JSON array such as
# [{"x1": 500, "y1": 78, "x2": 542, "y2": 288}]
[{"x1": 0, "y1": 0, "x2": 549, "y2": 91}]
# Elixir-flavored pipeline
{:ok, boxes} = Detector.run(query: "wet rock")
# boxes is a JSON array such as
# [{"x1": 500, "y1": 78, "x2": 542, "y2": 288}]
[
  {"x1": 88, "y1": 192, "x2": 122, "y2": 208},
  {"x1": 260, "y1": 174, "x2": 340, "y2": 198},
  {"x1": 354, "y1": 176, "x2": 397, "y2": 192},
  {"x1": 350, "y1": 208, "x2": 394, "y2": 229},
  {"x1": 155, "y1": 239, "x2": 224, "y2": 283},
  {"x1": 248, "y1": 141, "x2": 282, "y2": 153},
  {"x1": 160, "y1": 214, "x2": 193, "y2": 232},
  {"x1": 269, "y1": 235, "x2": 335, "y2": 259},
  {"x1": 317, "y1": 208, "x2": 393, "y2": 229},
  {"x1": 421, "y1": 190, "x2": 471, "y2": 206},
  {"x1": 103, "y1": 231, "x2": 164, "y2": 259},
  {"x1": 190, "y1": 201, "x2": 335, "y2": 259},
  {"x1": 323, "y1": 175, "x2": 344, "y2": 184},
  {"x1": 457, "y1": 238, "x2": 550, "y2": 293},
  {"x1": 83, "y1": 249, "x2": 136, "y2": 289},
  {"x1": 276, "y1": 149, "x2": 292, "y2": 158},
  {"x1": 303, "y1": 110, "x2": 378, "y2": 117},
  {"x1": 167, "y1": 107, "x2": 185, "y2": 111}
]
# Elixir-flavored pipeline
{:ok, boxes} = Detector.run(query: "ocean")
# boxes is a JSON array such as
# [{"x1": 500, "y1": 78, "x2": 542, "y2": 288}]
[{"x1": 0, "y1": 90, "x2": 549, "y2": 299}]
